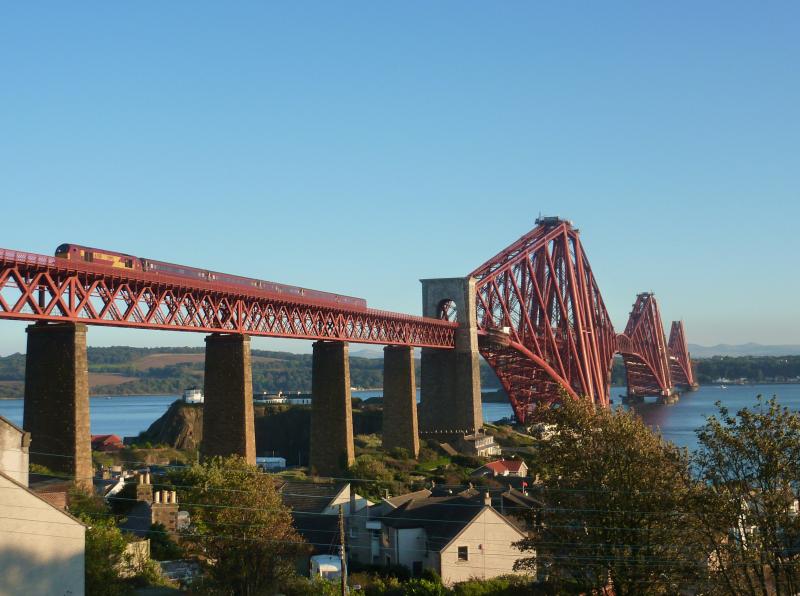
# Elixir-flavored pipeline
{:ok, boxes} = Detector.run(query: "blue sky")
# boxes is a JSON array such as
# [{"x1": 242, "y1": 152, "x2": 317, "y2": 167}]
[{"x1": 1, "y1": 2, "x2": 798, "y2": 355}]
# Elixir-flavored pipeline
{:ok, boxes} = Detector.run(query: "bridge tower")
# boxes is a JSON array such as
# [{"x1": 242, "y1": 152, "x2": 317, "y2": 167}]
[
  {"x1": 616, "y1": 293, "x2": 673, "y2": 398},
  {"x1": 668, "y1": 320, "x2": 697, "y2": 389},
  {"x1": 419, "y1": 277, "x2": 483, "y2": 435}
]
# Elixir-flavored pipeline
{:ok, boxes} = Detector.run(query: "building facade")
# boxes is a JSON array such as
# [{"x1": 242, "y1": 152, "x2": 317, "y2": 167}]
[{"x1": 0, "y1": 465, "x2": 85, "y2": 596}]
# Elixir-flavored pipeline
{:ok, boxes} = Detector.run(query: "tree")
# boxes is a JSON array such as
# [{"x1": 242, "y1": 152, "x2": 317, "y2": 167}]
[
  {"x1": 68, "y1": 487, "x2": 132, "y2": 596},
  {"x1": 690, "y1": 395, "x2": 800, "y2": 595},
  {"x1": 82, "y1": 517, "x2": 131, "y2": 596},
  {"x1": 515, "y1": 396, "x2": 702, "y2": 595},
  {"x1": 171, "y1": 455, "x2": 306, "y2": 595}
]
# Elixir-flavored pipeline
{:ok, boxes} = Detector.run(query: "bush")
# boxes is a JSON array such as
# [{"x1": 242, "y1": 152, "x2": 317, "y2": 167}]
[
  {"x1": 146, "y1": 523, "x2": 184, "y2": 560},
  {"x1": 279, "y1": 575, "x2": 342, "y2": 596},
  {"x1": 451, "y1": 575, "x2": 537, "y2": 595}
]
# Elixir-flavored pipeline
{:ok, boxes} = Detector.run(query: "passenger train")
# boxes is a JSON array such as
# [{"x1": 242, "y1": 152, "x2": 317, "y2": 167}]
[{"x1": 54, "y1": 244, "x2": 367, "y2": 309}]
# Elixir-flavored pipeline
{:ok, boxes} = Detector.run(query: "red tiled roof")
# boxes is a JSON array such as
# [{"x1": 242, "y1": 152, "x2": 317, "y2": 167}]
[
  {"x1": 485, "y1": 459, "x2": 525, "y2": 474},
  {"x1": 91, "y1": 434, "x2": 122, "y2": 443},
  {"x1": 91, "y1": 434, "x2": 123, "y2": 449}
]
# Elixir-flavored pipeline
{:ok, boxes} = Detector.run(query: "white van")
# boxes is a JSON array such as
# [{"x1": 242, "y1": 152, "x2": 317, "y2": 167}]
[{"x1": 310, "y1": 554, "x2": 341, "y2": 580}]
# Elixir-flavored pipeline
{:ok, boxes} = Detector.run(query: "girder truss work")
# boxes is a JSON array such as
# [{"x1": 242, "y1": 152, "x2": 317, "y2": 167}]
[
  {"x1": 668, "y1": 320, "x2": 696, "y2": 387},
  {"x1": 469, "y1": 220, "x2": 617, "y2": 423},
  {"x1": 0, "y1": 249, "x2": 456, "y2": 348},
  {"x1": 616, "y1": 293, "x2": 673, "y2": 397}
]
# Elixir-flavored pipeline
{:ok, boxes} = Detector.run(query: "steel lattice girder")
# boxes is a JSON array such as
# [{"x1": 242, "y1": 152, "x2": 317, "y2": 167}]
[
  {"x1": 616, "y1": 293, "x2": 673, "y2": 396},
  {"x1": 0, "y1": 248, "x2": 456, "y2": 348},
  {"x1": 469, "y1": 220, "x2": 617, "y2": 423},
  {"x1": 667, "y1": 320, "x2": 695, "y2": 387}
]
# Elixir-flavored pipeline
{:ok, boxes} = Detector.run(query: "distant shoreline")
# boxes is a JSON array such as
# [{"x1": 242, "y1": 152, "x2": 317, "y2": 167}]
[
  {"x1": 0, "y1": 393, "x2": 182, "y2": 401},
  {"x1": 3, "y1": 381, "x2": 799, "y2": 401}
]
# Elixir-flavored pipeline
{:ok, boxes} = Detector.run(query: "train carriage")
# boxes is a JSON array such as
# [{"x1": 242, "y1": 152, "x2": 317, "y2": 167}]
[{"x1": 54, "y1": 244, "x2": 367, "y2": 309}]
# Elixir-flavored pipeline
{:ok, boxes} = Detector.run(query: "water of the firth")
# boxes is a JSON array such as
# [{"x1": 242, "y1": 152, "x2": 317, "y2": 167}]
[{"x1": 1, "y1": 384, "x2": 799, "y2": 451}]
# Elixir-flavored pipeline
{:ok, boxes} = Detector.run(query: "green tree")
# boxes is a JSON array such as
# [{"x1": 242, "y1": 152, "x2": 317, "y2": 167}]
[
  {"x1": 171, "y1": 455, "x2": 306, "y2": 595},
  {"x1": 690, "y1": 395, "x2": 800, "y2": 595},
  {"x1": 515, "y1": 396, "x2": 702, "y2": 595},
  {"x1": 146, "y1": 522, "x2": 184, "y2": 560},
  {"x1": 82, "y1": 517, "x2": 131, "y2": 596}
]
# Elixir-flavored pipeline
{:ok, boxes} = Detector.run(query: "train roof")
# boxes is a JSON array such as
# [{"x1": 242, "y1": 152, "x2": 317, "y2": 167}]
[{"x1": 56, "y1": 243, "x2": 137, "y2": 258}]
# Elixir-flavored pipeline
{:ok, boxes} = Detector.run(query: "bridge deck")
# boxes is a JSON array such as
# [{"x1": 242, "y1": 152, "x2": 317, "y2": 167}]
[{"x1": 0, "y1": 248, "x2": 456, "y2": 348}]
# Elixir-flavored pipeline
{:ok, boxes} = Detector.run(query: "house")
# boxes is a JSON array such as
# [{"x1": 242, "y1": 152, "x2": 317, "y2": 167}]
[
  {"x1": 118, "y1": 472, "x2": 181, "y2": 536},
  {"x1": 278, "y1": 480, "x2": 371, "y2": 516},
  {"x1": 277, "y1": 480, "x2": 372, "y2": 573},
  {"x1": 91, "y1": 433, "x2": 124, "y2": 451},
  {"x1": 347, "y1": 488, "x2": 434, "y2": 566},
  {"x1": 378, "y1": 491, "x2": 529, "y2": 584},
  {"x1": 0, "y1": 415, "x2": 30, "y2": 486},
  {"x1": 0, "y1": 418, "x2": 86, "y2": 595},
  {"x1": 472, "y1": 458, "x2": 529, "y2": 478}
]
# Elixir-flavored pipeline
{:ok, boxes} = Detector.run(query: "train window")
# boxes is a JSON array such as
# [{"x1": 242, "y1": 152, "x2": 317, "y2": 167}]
[
  {"x1": 84, "y1": 252, "x2": 93, "y2": 262},
  {"x1": 124, "y1": 259, "x2": 133, "y2": 268}
]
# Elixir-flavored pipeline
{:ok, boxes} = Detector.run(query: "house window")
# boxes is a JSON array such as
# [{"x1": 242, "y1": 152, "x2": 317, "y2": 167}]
[
  {"x1": 458, "y1": 546, "x2": 469, "y2": 561},
  {"x1": 412, "y1": 561, "x2": 423, "y2": 576}
]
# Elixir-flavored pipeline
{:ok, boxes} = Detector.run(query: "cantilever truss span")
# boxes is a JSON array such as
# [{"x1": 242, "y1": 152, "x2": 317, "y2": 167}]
[
  {"x1": 469, "y1": 219, "x2": 617, "y2": 422},
  {"x1": 468, "y1": 219, "x2": 693, "y2": 422}
]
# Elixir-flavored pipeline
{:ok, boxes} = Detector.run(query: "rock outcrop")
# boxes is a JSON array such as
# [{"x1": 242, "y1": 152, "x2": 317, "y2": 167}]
[{"x1": 139, "y1": 401, "x2": 383, "y2": 464}]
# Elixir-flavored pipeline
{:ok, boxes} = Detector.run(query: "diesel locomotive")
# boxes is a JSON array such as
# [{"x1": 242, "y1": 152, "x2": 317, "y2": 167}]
[{"x1": 54, "y1": 244, "x2": 367, "y2": 309}]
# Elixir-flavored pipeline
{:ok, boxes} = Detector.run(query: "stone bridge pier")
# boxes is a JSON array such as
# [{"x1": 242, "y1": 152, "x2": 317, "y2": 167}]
[
  {"x1": 23, "y1": 322, "x2": 92, "y2": 491},
  {"x1": 310, "y1": 340, "x2": 355, "y2": 476},
  {"x1": 382, "y1": 345, "x2": 419, "y2": 457},
  {"x1": 201, "y1": 333, "x2": 256, "y2": 464},
  {"x1": 419, "y1": 277, "x2": 483, "y2": 435}
]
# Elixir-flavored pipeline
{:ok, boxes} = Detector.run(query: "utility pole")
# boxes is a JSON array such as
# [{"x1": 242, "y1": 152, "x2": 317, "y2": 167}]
[{"x1": 339, "y1": 504, "x2": 348, "y2": 595}]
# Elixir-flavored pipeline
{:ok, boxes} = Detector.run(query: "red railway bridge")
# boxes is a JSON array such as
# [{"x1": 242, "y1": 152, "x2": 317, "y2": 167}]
[
  {"x1": 420, "y1": 217, "x2": 696, "y2": 426},
  {"x1": 0, "y1": 218, "x2": 695, "y2": 483}
]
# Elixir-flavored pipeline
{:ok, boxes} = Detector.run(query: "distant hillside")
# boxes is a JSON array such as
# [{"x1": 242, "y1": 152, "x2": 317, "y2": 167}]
[
  {"x1": 0, "y1": 345, "x2": 502, "y2": 398},
  {"x1": 3, "y1": 345, "x2": 797, "y2": 400},
  {"x1": 688, "y1": 343, "x2": 800, "y2": 357}
]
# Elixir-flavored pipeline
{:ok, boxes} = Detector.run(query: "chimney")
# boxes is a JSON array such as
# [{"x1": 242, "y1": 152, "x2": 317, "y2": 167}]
[
  {"x1": 154, "y1": 491, "x2": 161, "y2": 504},
  {"x1": 483, "y1": 491, "x2": 492, "y2": 507},
  {"x1": 171, "y1": 490, "x2": 177, "y2": 504},
  {"x1": 138, "y1": 474, "x2": 144, "y2": 485}
]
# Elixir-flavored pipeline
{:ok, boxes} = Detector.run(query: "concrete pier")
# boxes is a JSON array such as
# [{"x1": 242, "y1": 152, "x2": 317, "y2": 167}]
[
  {"x1": 382, "y1": 345, "x2": 419, "y2": 457},
  {"x1": 201, "y1": 333, "x2": 256, "y2": 464},
  {"x1": 23, "y1": 322, "x2": 92, "y2": 491},
  {"x1": 419, "y1": 277, "x2": 483, "y2": 434},
  {"x1": 310, "y1": 340, "x2": 355, "y2": 476}
]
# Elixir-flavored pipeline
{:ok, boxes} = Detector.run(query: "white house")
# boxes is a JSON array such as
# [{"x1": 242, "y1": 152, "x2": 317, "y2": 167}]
[
  {"x1": 0, "y1": 417, "x2": 86, "y2": 596},
  {"x1": 472, "y1": 458, "x2": 529, "y2": 478},
  {"x1": 378, "y1": 492, "x2": 530, "y2": 584},
  {"x1": 0, "y1": 415, "x2": 29, "y2": 486}
]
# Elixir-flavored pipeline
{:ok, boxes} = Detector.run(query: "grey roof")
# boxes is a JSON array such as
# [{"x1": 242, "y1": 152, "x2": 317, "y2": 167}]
[
  {"x1": 381, "y1": 495, "x2": 485, "y2": 551},
  {"x1": 119, "y1": 501, "x2": 153, "y2": 536},
  {"x1": 278, "y1": 480, "x2": 348, "y2": 513},
  {"x1": 384, "y1": 488, "x2": 432, "y2": 509},
  {"x1": 0, "y1": 414, "x2": 26, "y2": 437}
]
